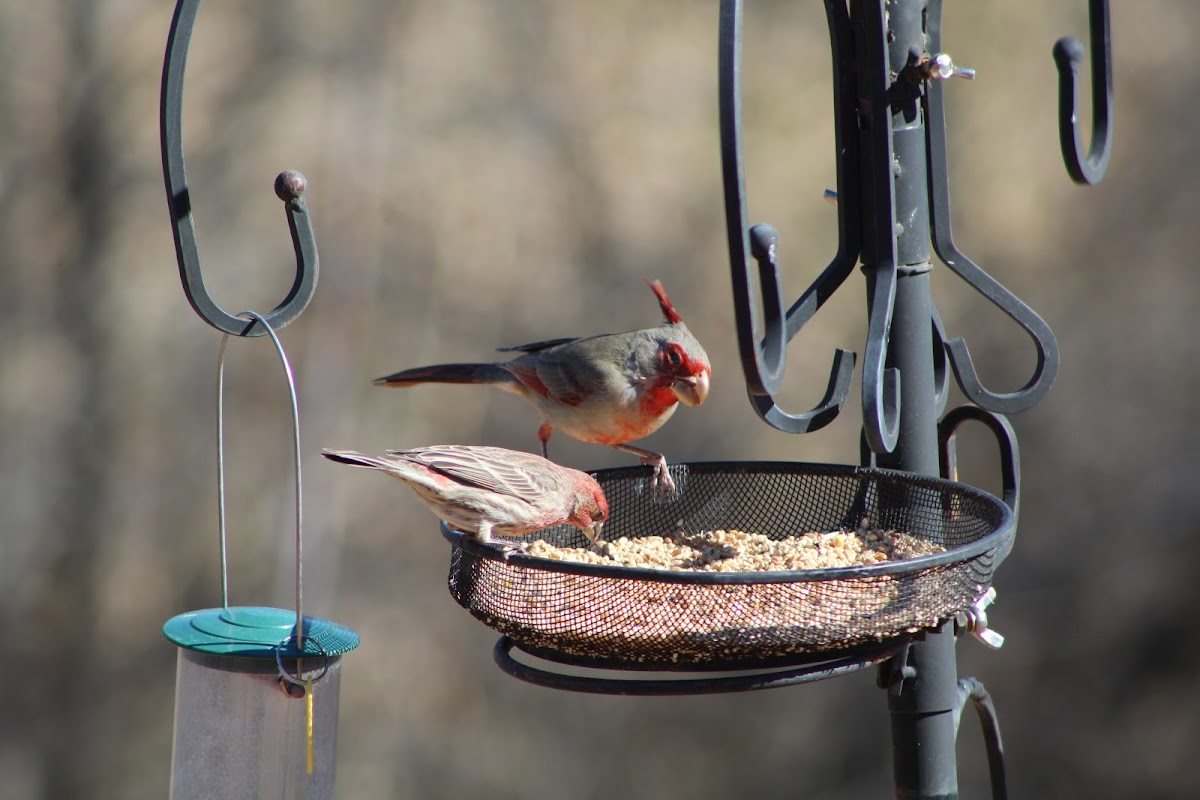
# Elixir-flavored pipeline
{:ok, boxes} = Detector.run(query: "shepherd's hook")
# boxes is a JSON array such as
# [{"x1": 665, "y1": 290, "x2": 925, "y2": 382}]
[
  {"x1": 161, "y1": 0, "x2": 319, "y2": 336},
  {"x1": 1053, "y1": 0, "x2": 1113, "y2": 185}
]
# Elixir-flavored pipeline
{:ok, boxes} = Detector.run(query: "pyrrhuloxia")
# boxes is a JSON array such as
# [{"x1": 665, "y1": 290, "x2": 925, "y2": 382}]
[{"x1": 374, "y1": 281, "x2": 710, "y2": 493}]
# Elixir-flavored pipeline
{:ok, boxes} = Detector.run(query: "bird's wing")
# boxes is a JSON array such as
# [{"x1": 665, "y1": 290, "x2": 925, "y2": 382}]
[
  {"x1": 496, "y1": 336, "x2": 579, "y2": 354},
  {"x1": 504, "y1": 340, "x2": 617, "y2": 408},
  {"x1": 392, "y1": 446, "x2": 549, "y2": 501}
]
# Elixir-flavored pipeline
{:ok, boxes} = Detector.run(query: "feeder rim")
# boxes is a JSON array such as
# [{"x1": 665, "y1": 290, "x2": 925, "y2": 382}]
[{"x1": 442, "y1": 460, "x2": 1015, "y2": 585}]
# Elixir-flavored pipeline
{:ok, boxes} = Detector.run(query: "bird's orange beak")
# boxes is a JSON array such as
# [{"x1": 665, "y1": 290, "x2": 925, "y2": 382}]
[{"x1": 672, "y1": 370, "x2": 710, "y2": 407}]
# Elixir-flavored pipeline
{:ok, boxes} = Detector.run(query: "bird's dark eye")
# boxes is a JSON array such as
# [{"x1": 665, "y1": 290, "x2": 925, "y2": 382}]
[{"x1": 666, "y1": 346, "x2": 683, "y2": 367}]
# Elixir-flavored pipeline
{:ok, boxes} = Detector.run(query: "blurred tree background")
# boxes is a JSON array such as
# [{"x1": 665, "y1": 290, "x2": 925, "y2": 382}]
[{"x1": 1, "y1": 1, "x2": 1196, "y2": 798}]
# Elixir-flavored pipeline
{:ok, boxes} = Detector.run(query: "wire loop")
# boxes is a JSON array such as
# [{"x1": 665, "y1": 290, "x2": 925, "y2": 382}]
[{"x1": 215, "y1": 312, "x2": 306, "y2": 645}]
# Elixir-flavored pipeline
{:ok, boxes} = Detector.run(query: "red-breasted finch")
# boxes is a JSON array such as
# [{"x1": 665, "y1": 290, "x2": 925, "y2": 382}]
[
  {"x1": 322, "y1": 445, "x2": 608, "y2": 545},
  {"x1": 373, "y1": 280, "x2": 711, "y2": 494}
]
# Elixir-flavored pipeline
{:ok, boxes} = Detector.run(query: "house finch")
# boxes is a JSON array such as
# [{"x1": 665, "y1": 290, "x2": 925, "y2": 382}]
[
  {"x1": 322, "y1": 445, "x2": 608, "y2": 548},
  {"x1": 373, "y1": 280, "x2": 711, "y2": 494}
]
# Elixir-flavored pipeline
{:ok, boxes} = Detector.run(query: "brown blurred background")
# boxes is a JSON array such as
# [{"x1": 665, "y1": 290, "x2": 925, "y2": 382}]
[{"x1": 2, "y1": 2, "x2": 1196, "y2": 798}]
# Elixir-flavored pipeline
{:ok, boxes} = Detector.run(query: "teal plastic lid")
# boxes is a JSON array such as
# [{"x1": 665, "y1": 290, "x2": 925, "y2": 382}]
[{"x1": 163, "y1": 606, "x2": 360, "y2": 658}]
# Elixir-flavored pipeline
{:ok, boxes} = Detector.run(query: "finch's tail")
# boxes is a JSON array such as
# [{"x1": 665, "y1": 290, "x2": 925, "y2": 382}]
[{"x1": 372, "y1": 363, "x2": 513, "y2": 388}]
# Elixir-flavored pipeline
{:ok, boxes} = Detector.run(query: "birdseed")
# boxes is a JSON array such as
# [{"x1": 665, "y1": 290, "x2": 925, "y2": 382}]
[{"x1": 525, "y1": 526, "x2": 945, "y2": 572}]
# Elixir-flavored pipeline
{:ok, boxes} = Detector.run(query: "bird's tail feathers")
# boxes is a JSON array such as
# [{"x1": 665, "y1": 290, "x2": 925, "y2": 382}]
[
  {"x1": 372, "y1": 362, "x2": 511, "y2": 387},
  {"x1": 321, "y1": 449, "x2": 394, "y2": 471}
]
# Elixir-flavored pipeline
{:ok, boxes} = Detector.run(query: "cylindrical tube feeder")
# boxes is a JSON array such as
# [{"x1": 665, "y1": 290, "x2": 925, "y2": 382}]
[
  {"x1": 164, "y1": 606, "x2": 360, "y2": 800},
  {"x1": 160, "y1": 311, "x2": 359, "y2": 799}
]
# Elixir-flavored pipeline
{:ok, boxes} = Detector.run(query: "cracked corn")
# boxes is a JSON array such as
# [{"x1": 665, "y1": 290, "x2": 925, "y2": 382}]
[{"x1": 525, "y1": 526, "x2": 945, "y2": 571}]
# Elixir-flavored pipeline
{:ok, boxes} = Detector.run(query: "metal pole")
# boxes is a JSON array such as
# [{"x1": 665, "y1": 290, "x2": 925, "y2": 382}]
[{"x1": 854, "y1": 0, "x2": 962, "y2": 796}]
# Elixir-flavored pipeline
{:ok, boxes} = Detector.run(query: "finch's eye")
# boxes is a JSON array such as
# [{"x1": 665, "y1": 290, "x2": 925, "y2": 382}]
[{"x1": 666, "y1": 346, "x2": 684, "y2": 367}]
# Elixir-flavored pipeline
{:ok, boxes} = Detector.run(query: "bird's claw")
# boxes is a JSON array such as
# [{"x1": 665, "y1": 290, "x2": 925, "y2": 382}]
[
  {"x1": 473, "y1": 532, "x2": 529, "y2": 560},
  {"x1": 611, "y1": 443, "x2": 678, "y2": 500},
  {"x1": 490, "y1": 538, "x2": 529, "y2": 561},
  {"x1": 645, "y1": 455, "x2": 676, "y2": 499}
]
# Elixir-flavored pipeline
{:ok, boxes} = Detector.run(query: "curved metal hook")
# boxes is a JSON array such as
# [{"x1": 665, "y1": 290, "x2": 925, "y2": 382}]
[
  {"x1": 740, "y1": 223, "x2": 788, "y2": 397},
  {"x1": 924, "y1": 0, "x2": 1060, "y2": 415},
  {"x1": 930, "y1": 304, "x2": 951, "y2": 419},
  {"x1": 718, "y1": 0, "x2": 859, "y2": 434},
  {"x1": 854, "y1": 0, "x2": 903, "y2": 456},
  {"x1": 161, "y1": 0, "x2": 319, "y2": 336},
  {"x1": 938, "y1": 404, "x2": 1020, "y2": 521},
  {"x1": 861, "y1": 264, "x2": 901, "y2": 453},
  {"x1": 954, "y1": 677, "x2": 1008, "y2": 799},
  {"x1": 745, "y1": 224, "x2": 858, "y2": 433},
  {"x1": 1053, "y1": 0, "x2": 1113, "y2": 185},
  {"x1": 859, "y1": 307, "x2": 949, "y2": 468}
]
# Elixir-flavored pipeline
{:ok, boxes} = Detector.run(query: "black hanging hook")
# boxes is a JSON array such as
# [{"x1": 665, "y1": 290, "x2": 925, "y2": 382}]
[
  {"x1": 161, "y1": 0, "x2": 319, "y2": 336},
  {"x1": 854, "y1": 0, "x2": 905, "y2": 456},
  {"x1": 858, "y1": 305, "x2": 951, "y2": 470},
  {"x1": 719, "y1": 0, "x2": 860, "y2": 435},
  {"x1": 924, "y1": 0, "x2": 1060, "y2": 415},
  {"x1": 1053, "y1": 0, "x2": 1113, "y2": 185},
  {"x1": 938, "y1": 404, "x2": 1020, "y2": 522},
  {"x1": 860, "y1": 262, "x2": 900, "y2": 453}
]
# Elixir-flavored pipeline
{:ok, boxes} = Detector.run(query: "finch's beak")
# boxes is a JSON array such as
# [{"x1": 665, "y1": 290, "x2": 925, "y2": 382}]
[
  {"x1": 672, "y1": 371, "x2": 710, "y2": 407},
  {"x1": 584, "y1": 522, "x2": 604, "y2": 544}
]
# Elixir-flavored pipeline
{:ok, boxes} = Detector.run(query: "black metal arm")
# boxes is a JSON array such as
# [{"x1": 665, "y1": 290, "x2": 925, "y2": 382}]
[
  {"x1": 925, "y1": 0, "x2": 1060, "y2": 415},
  {"x1": 719, "y1": 0, "x2": 861, "y2": 435},
  {"x1": 160, "y1": 0, "x2": 319, "y2": 336},
  {"x1": 955, "y1": 677, "x2": 1008, "y2": 799}
]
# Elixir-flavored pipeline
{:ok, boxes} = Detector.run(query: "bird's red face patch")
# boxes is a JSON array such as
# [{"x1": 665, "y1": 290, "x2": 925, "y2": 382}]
[
  {"x1": 657, "y1": 342, "x2": 709, "y2": 382},
  {"x1": 637, "y1": 384, "x2": 682, "y2": 420}
]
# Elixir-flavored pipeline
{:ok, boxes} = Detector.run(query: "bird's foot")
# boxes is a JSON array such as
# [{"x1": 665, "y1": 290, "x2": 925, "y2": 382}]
[
  {"x1": 612, "y1": 443, "x2": 678, "y2": 498},
  {"x1": 635, "y1": 452, "x2": 676, "y2": 498},
  {"x1": 648, "y1": 457, "x2": 676, "y2": 498},
  {"x1": 488, "y1": 537, "x2": 529, "y2": 561}
]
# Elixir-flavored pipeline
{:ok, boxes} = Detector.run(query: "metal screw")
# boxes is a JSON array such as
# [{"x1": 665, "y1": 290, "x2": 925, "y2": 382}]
[
  {"x1": 960, "y1": 587, "x2": 1004, "y2": 649},
  {"x1": 974, "y1": 626, "x2": 1006, "y2": 649},
  {"x1": 926, "y1": 52, "x2": 975, "y2": 81}
]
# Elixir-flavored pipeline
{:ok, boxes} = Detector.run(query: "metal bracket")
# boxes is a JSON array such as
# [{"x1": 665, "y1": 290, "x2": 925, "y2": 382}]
[
  {"x1": 495, "y1": 636, "x2": 900, "y2": 696},
  {"x1": 954, "y1": 677, "x2": 1009, "y2": 799},
  {"x1": 878, "y1": 642, "x2": 916, "y2": 697}
]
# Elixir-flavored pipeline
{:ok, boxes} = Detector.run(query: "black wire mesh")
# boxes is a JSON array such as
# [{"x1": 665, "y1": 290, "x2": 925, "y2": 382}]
[{"x1": 446, "y1": 462, "x2": 1013, "y2": 670}]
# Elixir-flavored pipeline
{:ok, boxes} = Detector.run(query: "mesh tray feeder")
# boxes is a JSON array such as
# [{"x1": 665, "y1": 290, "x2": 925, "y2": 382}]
[{"x1": 445, "y1": 461, "x2": 1014, "y2": 674}]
